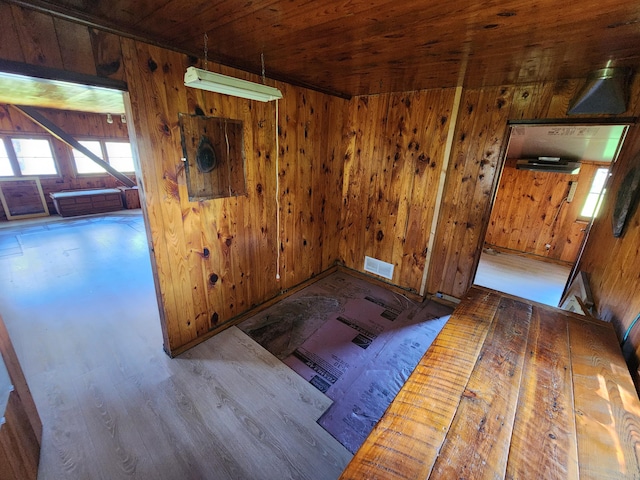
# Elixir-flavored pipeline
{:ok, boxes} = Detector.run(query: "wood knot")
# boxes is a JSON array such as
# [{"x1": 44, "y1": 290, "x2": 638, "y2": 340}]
[{"x1": 462, "y1": 389, "x2": 477, "y2": 399}]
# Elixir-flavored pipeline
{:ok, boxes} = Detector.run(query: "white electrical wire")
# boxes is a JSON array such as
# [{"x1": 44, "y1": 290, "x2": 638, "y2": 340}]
[
  {"x1": 275, "y1": 98, "x2": 281, "y2": 280},
  {"x1": 204, "y1": 33, "x2": 208, "y2": 70}
]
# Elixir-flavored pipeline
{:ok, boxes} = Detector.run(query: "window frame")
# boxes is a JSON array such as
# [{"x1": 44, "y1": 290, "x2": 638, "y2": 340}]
[
  {"x1": 103, "y1": 140, "x2": 136, "y2": 174},
  {"x1": 0, "y1": 137, "x2": 18, "y2": 176},
  {"x1": 578, "y1": 166, "x2": 610, "y2": 222},
  {"x1": 71, "y1": 138, "x2": 135, "y2": 176},
  {"x1": 0, "y1": 135, "x2": 60, "y2": 178}
]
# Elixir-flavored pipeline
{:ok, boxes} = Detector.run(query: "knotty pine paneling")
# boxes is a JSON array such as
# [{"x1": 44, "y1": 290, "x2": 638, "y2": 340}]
[
  {"x1": 18, "y1": 0, "x2": 640, "y2": 96},
  {"x1": 5, "y1": 1, "x2": 640, "y2": 367},
  {"x1": 485, "y1": 160, "x2": 604, "y2": 264},
  {"x1": 0, "y1": 105, "x2": 132, "y2": 221},
  {"x1": 0, "y1": 2, "x2": 23, "y2": 63},
  {"x1": 9, "y1": 5, "x2": 64, "y2": 69},
  {"x1": 576, "y1": 124, "x2": 640, "y2": 389},
  {"x1": 0, "y1": 2, "x2": 346, "y2": 354},
  {"x1": 427, "y1": 86, "x2": 513, "y2": 298},
  {"x1": 339, "y1": 88, "x2": 455, "y2": 292},
  {"x1": 428, "y1": 77, "x2": 640, "y2": 299},
  {"x1": 53, "y1": 17, "x2": 97, "y2": 76},
  {"x1": 121, "y1": 39, "x2": 346, "y2": 354},
  {"x1": 0, "y1": 2, "x2": 124, "y2": 84},
  {"x1": 278, "y1": 84, "x2": 345, "y2": 287}
]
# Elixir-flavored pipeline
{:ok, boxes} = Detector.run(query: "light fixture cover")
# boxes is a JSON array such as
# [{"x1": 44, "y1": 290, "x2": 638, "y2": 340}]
[{"x1": 184, "y1": 66, "x2": 282, "y2": 102}]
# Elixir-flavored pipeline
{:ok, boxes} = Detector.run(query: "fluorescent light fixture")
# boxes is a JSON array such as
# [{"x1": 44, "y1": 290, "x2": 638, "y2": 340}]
[{"x1": 184, "y1": 66, "x2": 282, "y2": 102}]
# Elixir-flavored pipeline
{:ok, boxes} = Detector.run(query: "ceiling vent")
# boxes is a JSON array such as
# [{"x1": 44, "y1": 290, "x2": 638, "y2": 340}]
[{"x1": 568, "y1": 67, "x2": 630, "y2": 115}]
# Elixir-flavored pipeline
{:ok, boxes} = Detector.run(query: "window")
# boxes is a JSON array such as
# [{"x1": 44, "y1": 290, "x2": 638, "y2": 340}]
[
  {"x1": 580, "y1": 167, "x2": 609, "y2": 219},
  {"x1": 73, "y1": 141, "x2": 107, "y2": 174},
  {"x1": 105, "y1": 142, "x2": 135, "y2": 172},
  {"x1": 72, "y1": 140, "x2": 135, "y2": 174},
  {"x1": 0, "y1": 140, "x2": 13, "y2": 176},
  {"x1": 11, "y1": 138, "x2": 57, "y2": 175}
]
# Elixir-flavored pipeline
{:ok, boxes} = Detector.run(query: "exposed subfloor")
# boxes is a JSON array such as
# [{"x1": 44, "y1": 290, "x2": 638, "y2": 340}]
[
  {"x1": 0, "y1": 211, "x2": 351, "y2": 480},
  {"x1": 239, "y1": 272, "x2": 453, "y2": 453},
  {"x1": 474, "y1": 249, "x2": 572, "y2": 307}
]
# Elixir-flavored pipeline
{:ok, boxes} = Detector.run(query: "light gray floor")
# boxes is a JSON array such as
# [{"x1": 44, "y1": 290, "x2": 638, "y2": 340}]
[
  {"x1": 474, "y1": 250, "x2": 572, "y2": 307},
  {"x1": 0, "y1": 211, "x2": 351, "y2": 479}
]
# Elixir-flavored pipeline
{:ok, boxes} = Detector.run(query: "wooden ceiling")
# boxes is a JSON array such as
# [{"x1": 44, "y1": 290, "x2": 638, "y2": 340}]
[{"x1": 10, "y1": 0, "x2": 640, "y2": 97}]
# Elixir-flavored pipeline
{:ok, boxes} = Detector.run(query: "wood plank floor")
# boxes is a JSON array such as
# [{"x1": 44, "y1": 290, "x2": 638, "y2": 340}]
[
  {"x1": 474, "y1": 249, "x2": 572, "y2": 307},
  {"x1": 0, "y1": 212, "x2": 351, "y2": 479},
  {"x1": 341, "y1": 287, "x2": 640, "y2": 479}
]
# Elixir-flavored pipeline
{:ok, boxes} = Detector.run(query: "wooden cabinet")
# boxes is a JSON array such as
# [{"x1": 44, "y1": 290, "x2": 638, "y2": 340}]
[
  {"x1": 118, "y1": 186, "x2": 141, "y2": 209},
  {"x1": 50, "y1": 188, "x2": 123, "y2": 217}
]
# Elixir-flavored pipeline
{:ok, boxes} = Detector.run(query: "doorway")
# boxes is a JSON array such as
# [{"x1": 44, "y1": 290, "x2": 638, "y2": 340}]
[
  {"x1": 473, "y1": 122, "x2": 629, "y2": 306},
  {"x1": 0, "y1": 68, "x2": 163, "y2": 380}
]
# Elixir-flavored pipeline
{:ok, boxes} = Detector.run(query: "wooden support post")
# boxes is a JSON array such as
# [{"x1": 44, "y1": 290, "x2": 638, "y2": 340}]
[
  {"x1": 13, "y1": 105, "x2": 136, "y2": 188},
  {"x1": 420, "y1": 86, "x2": 463, "y2": 296}
]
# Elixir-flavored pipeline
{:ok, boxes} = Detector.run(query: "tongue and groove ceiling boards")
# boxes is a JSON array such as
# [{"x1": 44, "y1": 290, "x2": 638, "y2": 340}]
[{"x1": 7, "y1": 0, "x2": 640, "y2": 96}]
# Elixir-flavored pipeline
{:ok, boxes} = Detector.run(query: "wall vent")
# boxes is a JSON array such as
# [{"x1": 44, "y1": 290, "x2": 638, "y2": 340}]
[{"x1": 363, "y1": 256, "x2": 394, "y2": 280}]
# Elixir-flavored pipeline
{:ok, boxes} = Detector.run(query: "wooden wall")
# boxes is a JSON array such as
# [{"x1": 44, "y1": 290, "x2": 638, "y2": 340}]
[
  {"x1": 0, "y1": 2, "x2": 346, "y2": 355},
  {"x1": 122, "y1": 39, "x2": 346, "y2": 354},
  {"x1": 3, "y1": 0, "x2": 640, "y2": 367},
  {"x1": 484, "y1": 159, "x2": 605, "y2": 264},
  {"x1": 576, "y1": 125, "x2": 640, "y2": 385},
  {"x1": 0, "y1": 106, "x2": 132, "y2": 221},
  {"x1": 339, "y1": 89, "x2": 455, "y2": 292},
  {"x1": 0, "y1": 2, "x2": 125, "y2": 80},
  {"x1": 427, "y1": 79, "x2": 640, "y2": 298},
  {"x1": 337, "y1": 82, "x2": 632, "y2": 298}
]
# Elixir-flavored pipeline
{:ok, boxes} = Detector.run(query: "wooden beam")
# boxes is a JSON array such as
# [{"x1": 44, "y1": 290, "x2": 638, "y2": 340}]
[
  {"x1": 0, "y1": 313, "x2": 42, "y2": 445},
  {"x1": 420, "y1": 85, "x2": 463, "y2": 296},
  {"x1": 0, "y1": 59, "x2": 127, "y2": 91},
  {"x1": 12, "y1": 105, "x2": 135, "y2": 187}
]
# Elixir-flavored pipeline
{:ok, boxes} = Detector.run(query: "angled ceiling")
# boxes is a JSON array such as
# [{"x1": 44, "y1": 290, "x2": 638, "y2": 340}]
[{"x1": 9, "y1": 0, "x2": 640, "y2": 97}]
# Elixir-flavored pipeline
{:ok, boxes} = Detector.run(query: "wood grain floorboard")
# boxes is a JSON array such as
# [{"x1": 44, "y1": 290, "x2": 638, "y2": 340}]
[
  {"x1": 181, "y1": 328, "x2": 350, "y2": 475},
  {"x1": 32, "y1": 372, "x2": 104, "y2": 480},
  {"x1": 0, "y1": 213, "x2": 351, "y2": 479},
  {"x1": 474, "y1": 250, "x2": 571, "y2": 306},
  {"x1": 185, "y1": 326, "x2": 333, "y2": 420},
  {"x1": 72, "y1": 366, "x2": 162, "y2": 479}
]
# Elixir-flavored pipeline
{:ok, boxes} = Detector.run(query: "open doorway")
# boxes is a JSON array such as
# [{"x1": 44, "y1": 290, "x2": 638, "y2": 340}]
[
  {"x1": 0, "y1": 68, "x2": 164, "y2": 382},
  {"x1": 473, "y1": 122, "x2": 629, "y2": 306}
]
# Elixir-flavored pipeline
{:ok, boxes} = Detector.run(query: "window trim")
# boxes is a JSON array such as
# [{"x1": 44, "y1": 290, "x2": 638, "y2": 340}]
[
  {"x1": 1, "y1": 137, "x2": 19, "y2": 176},
  {"x1": 71, "y1": 138, "x2": 135, "y2": 176},
  {"x1": 0, "y1": 135, "x2": 60, "y2": 178},
  {"x1": 72, "y1": 139, "x2": 108, "y2": 176}
]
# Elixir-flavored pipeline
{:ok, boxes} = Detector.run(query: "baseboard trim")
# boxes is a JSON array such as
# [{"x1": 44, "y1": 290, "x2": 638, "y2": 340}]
[
  {"x1": 166, "y1": 265, "x2": 339, "y2": 357},
  {"x1": 335, "y1": 265, "x2": 425, "y2": 303},
  {"x1": 483, "y1": 244, "x2": 574, "y2": 267}
]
